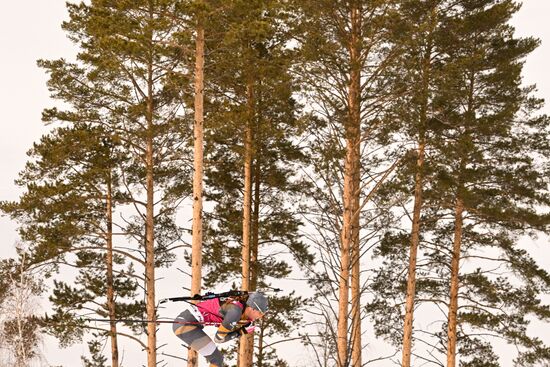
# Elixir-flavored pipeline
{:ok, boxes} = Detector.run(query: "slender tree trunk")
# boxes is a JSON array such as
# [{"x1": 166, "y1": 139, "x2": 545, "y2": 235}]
[
  {"x1": 250, "y1": 142, "x2": 261, "y2": 295},
  {"x1": 251, "y1": 152, "x2": 261, "y2": 293},
  {"x1": 187, "y1": 14, "x2": 205, "y2": 367},
  {"x1": 145, "y1": 125, "x2": 156, "y2": 367},
  {"x1": 145, "y1": 7, "x2": 157, "y2": 363},
  {"x1": 446, "y1": 70, "x2": 474, "y2": 367},
  {"x1": 401, "y1": 140, "x2": 425, "y2": 367},
  {"x1": 106, "y1": 172, "x2": 119, "y2": 367},
  {"x1": 402, "y1": 33, "x2": 433, "y2": 366},
  {"x1": 337, "y1": 108, "x2": 352, "y2": 366},
  {"x1": 343, "y1": 5, "x2": 362, "y2": 367},
  {"x1": 349, "y1": 146, "x2": 361, "y2": 367},
  {"x1": 241, "y1": 153, "x2": 262, "y2": 365},
  {"x1": 145, "y1": 138, "x2": 156, "y2": 367},
  {"x1": 446, "y1": 195, "x2": 464, "y2": 367},
  {"x1": 239, "y1": 82, "x2": 255, "y2": 367},
  {"x1": 350, "y1": 217, "x2": 361, "y2": 367}
]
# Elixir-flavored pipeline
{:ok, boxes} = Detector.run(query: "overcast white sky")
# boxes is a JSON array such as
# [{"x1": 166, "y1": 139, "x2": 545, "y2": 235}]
[{"x1": 0, "y1": 1, "x2": 549, "y2": 367}]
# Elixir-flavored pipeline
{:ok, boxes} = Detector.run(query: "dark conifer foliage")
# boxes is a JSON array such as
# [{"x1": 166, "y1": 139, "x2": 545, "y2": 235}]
[
  {"x1": 1, "y1": 0, "x2": 549, "y2": 366},
  {"x1": 429, "y1": 1, "x2": 550, "y2": 364},
  {"x1": 194, "y1": 1, "x2": 313, "y2": 365},
  {"x1": 367, "y1": 1, "x2": 457, "y2": 362},
  {"x1": 0, "y1": 126, "x2": 144, "y2": 355},
  {"x1": 2, "y1": 0, "x2": 193, "y2": 364},
  {"x1": 293, "y1": 0, "x2": 403, "y2": 364},
  {"x1": 82, "y1": 338, "x2": 109, "y2": 367},
  {"x1": 369, "y1": 1, "x2": 550, "y2": 365}
]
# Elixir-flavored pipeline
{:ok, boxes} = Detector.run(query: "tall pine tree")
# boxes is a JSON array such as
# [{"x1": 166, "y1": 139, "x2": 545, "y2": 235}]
[
  {"x1": 198, "y1": 1, "x2": 314, "y2": 365},
  {"x1": 434, "y1": 1, "x2": 550, "y2": 365},
  {"x1": 295, "y1": 0, "x2": 401, "y2": 365},
  {"x1": 369, "y1": 1, "x2": 550, "y2": 365},
  {"x1": 1, "y1": 125, "x2": 144, "y2": 365}
]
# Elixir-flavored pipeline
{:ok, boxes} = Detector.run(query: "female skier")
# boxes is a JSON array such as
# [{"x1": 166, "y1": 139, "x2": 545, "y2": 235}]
[{"x1": 172, "y1": 291, "x2": 269, "y2": 367}]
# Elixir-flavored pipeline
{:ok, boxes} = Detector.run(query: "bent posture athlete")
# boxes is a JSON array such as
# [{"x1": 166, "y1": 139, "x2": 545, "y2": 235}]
[{"x1": 173, "y1": 292, "x2": 268, "y2": 367}]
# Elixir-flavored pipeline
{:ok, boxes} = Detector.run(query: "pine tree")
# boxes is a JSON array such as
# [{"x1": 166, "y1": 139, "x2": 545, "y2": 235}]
[
  {"x1": 188, "y1": 1, "x2": 207, "y2": 366},
  {"x1": 369, "y1": 1, "x2": 550, "y2": 365},
  {"x1": 395, "y1": 2, "x2": 442, "y2": 365},
  {"x1": 196, "y1": 1, "x2": 314, "y2": 365},
  {"x1": 1, "y1": 125, "x2": 144, "y2": 365},
  {"x1": 2, "y1": 1, "x2": 194, "y2": 364},
  {"x1": 366, "y1": 1, "x2": 458, "y2": 365},
  {"x1": 432, "y1": 1, "x2": 550, "y2": 365},
  {"x1": 295, "y1": 0, "x2": 401, "y2": 365},
  {"x1": 51, "y1": 2, "x2": 193, "y2": 365}
]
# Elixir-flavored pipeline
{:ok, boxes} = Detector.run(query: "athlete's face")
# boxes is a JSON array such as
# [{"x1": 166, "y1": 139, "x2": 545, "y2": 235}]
[{"x1": 247, "y1": 307, "x2": 265, "y2": 321}]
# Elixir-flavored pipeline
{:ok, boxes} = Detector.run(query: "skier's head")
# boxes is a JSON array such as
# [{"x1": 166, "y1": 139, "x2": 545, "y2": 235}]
[{"x1": 246, "y1": 292, "x2": 269, "y2": 314}]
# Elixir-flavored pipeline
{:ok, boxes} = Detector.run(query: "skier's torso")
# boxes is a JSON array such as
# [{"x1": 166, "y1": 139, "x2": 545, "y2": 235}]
[{"x1": 194, "y1": 298, "x2": 248, "y2": 330}]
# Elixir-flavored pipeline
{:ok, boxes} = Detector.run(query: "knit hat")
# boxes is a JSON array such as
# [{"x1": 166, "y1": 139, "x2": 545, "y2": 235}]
[{"x1": 246, "y1": 292, "x2": 269, "y2": 313}]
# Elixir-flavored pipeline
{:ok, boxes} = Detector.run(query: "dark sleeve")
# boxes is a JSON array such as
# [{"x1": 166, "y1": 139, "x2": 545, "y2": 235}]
[{"x1": 214, "y1": 304, "x2": 244, "y2": 343}]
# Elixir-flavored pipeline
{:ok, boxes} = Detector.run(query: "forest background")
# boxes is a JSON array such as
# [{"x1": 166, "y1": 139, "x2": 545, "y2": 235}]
[{"x1": 0, "y1": 1, "x2": 549, "y2": 367}]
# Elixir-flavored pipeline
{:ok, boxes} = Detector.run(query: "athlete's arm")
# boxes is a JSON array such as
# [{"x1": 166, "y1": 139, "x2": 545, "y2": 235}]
[{"x1": 214, "y1": 304, "x2": 244, "y2": 343}]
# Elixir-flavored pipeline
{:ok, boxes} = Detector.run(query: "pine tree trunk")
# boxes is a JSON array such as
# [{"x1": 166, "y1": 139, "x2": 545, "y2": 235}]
[
  {"x1": 145, "y1": 125, "x2": 156, "y2": 367},
  {"x1": 401, "y1": 140, "x2": 425, "y2": 367},
  {"x1": 446, "y1": 70, "x2": 473, "y2": 367},
  {"x1": 402, "y1": 38, "x2": 432, "y2": 366},
  {"x1": 338, "y1": 137, "x2": 354, "y2": 367},
  {"x1": 145, "y1": 13, "x2": 157, "y2": 363},
  {"x1": 401, "y1": 14, "x2": 436, "y2": 361},
  {"x1": 446, "y1": 195, "x2": 464, "y2": 367},
  {"x1": 241, "y1": 153, "x2": 262, "y2": 365},
  {"x1": 187, "y1": 15, "x2": 205, "y2": 367},
  {"x1": 350, "y1": 218, "x2": 361, "y2": 367},
  {"x1": 238, "y1": 82, "x2": 254, "y2": 367},
  {"x1": 347, "y1": 5, "x2": 362, "y2": 367},
  {"x1": 251, "y1": 156, "x2": 260, "y2": 291},
  {"x1": 106, "y1": 173, "x2": 119, "y2": 367}
]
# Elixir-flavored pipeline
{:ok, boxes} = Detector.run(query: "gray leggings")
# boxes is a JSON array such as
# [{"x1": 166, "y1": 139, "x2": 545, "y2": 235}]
[{"x1": 173, "y1": 310, "x2": 224, "y2": 367}]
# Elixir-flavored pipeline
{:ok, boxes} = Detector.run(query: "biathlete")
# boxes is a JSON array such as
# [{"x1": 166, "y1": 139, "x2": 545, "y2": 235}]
[{"x1": 172, "y1": 292, "x2": 269, "y2": 367}]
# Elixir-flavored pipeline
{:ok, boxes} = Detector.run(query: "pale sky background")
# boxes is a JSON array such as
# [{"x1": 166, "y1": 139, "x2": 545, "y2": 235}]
[{"x1": 0, "y1": 1, "x2": 549, "y2": 367}]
